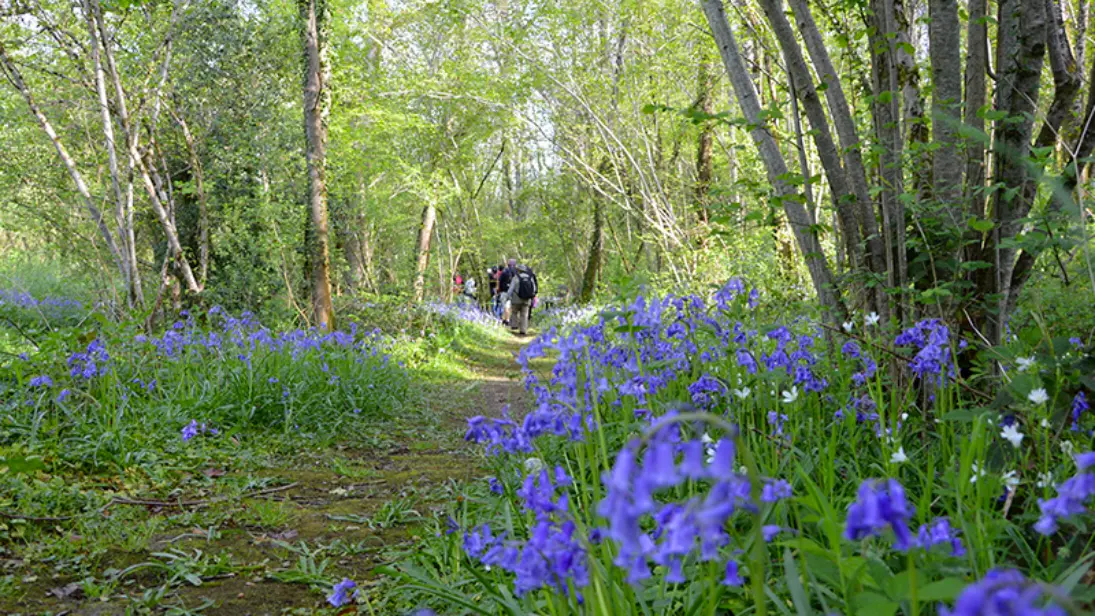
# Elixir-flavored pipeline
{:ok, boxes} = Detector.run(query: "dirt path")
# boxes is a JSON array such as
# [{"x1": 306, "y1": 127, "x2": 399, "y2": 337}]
[{"x1": 4, "y1": 333, "x2": 537, "y2": 615}]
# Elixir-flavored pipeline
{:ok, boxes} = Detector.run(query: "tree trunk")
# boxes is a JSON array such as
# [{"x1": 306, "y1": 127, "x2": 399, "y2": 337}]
[
  {"x1": 896, "y1": 0, "x2": 931, "y2": 201},
  {"x1": 0, "y1": 41, "x2": 126, "y2": 283},
  {"x1": 83, "y1": 0, "x2": 141, "y2": 307},
  {"x1": 758, "y1": 0, "x2": 864, "y2": 281},
  {"x1": 701, "y1": 0, "x2": 846, "y2": 320},
  {"x1": 929, "y1": 0, "x2": 963, "y2": 214},
  {"x1": 579, "y1": 199, "x2": 604, "y2": 303},
  {"x1": 171, "y1": 109, "x2": 210, "y2": 289},
  {"x1": 413, "y1": 204, "x2": 438, "y2": 303},
  {"x1": 299, "y1": 0, "x2": 335, "y2": 328},
  {"x1": 695, "y1": 59, "x2": 714, "y2": 223},
  {"x1": 869, "y1": 0, "x2": 909, "y2": 319},
  {"x1": 964, "y1": 0, "x2": 989, "y2": 220},
  {"x1": 975, "y1": 0, "x2": 1048, "y2": 343},
  {"x1": 787, "y1": 0, "x2": 889, "y2": 319}
]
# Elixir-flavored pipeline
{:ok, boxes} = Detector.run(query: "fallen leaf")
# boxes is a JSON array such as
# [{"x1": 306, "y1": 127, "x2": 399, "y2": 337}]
[
  {"x1": 202, "y1": 468, "x2": 226, "y2": 478},
  {"x1": 48, "y1": 582, "x2": 82, "y2": 600}
]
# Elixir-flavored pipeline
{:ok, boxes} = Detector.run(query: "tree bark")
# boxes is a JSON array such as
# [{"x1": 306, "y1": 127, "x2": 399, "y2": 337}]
[
  {"x1": 701, "y1": 0, "x2": 846, "y2": 320},
  {"x1": 413, "y1": 204, "x2": 438, "y2": 303},
  {"x1": 869, "y1": 0, "x2": 909, "y2": 318},
  {"x1": 929, "y1": 0, "x2": 963, "y2": 214},
  {"x1": 975, "y1": 0, "x2": 1047, "y2": 343},
  {"x1": 787, "y1": 0, "x2": 890, "y2": 318},
  {"x1": 758, "y1": 0, "x2": 864, "y2": 276},
  {"x1": 83, "y1": 0, "x2": 141, "y2": 306},
  {"x1": 695, "y1": 58, "x2": 715, "y2": 223},
  {"x1": 579, "y1": 199, "x2": 604, "y2": 303},
  {"x1": 0, "y1": 41, "x2": 126, "y2": 282},
  {"x1": 964, "y1": 0, "x2": 989, "y2": 220},
  {"x1": 171, "y1": 109, "x2": 210, "y2": 289},
  {"x1": 299, "y1": 0, "x2": 335, "y2": 328}
]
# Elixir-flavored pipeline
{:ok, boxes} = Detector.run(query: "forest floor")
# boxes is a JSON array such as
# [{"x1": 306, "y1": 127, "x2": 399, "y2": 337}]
[{"x1": 2, "y1": 328, "x2": 545, "y2": 615}]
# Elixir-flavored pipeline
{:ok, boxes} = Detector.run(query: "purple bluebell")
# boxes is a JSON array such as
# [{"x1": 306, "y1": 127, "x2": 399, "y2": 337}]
[
  {"x1": 1071, "y1": 391, "x2": 1089, "y2": 431},
  {"x1": 844, "y1": 479, "x2": 914, "y2": 550},
  {"x1": 327, "y1": 578, "x2": 358, "y2": 607},
  {"x1": 28, "y1": 375, "x2": 53, "y2": 388},
  {"x1": 939, "y1": 569, "x2": 1065, "y2": 616},
  {"x1": 916, "y1": 517, "x2": 965, "y2": 556}
]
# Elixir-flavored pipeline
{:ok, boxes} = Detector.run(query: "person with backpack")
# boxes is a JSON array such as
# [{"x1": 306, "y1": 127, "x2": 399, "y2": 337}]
[{"x1": 506, "y1": 263, "x2": 538, "y2": 336}]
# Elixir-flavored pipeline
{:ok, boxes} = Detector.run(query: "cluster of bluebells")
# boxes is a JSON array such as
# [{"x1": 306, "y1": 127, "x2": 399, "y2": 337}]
[
  {"x1": 0, "y1": 288, "x2": 84, "y2": 323},
  {"x1": 16, "y1": 307, "x2": 404, "y2": 427},
  {"x1": 939, "y1": 569, "x2": 1066, "y2": 616},
  {"x1": 181, "y1": 419, "x2": 218, "y2": 441},
  {"x1": 1071, "y1": 391, "x2": 1089, "y2": 432},
  {"x1": 67, "y1": 339, "x2": 110, "y2": 380},
  {"x1": 463, "y1": 466, "x2": 588, "y2": 599},
  {"x1": 422, "y1": 300, "x2": 502, "y2": 328},
  {"x1": 844, "y1": 479, "x2": 966, "y2": 556},
  {"x1": 894, "y1": 319, "x2": 957, "y2": 384},
  {"x1": 1034, "y1": 452, "x2": 1095, "y2": 535},
  {"x1": 597, "y1": 429, "x2": 787, "y2": 587}
]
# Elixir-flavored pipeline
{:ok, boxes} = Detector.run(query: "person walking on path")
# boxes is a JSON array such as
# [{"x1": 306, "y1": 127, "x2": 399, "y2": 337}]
[
  {"x1": 498, "y1": 259, "x2": 517, "y2": 326},
  {"x1": 506, "y1": 262, "x2": 538, "y2": 336}
]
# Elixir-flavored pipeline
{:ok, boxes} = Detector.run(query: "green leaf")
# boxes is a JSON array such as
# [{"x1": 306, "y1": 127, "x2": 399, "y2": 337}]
[
  {"x1": 917, "y1": 577, "x2": 968, "y2": 602},
  {"x1": 0, "y1": 455, "x2": 46, "y2": 474},
  {"x1": 968, "y1": 218, "x2": 995, "y2": 232}
]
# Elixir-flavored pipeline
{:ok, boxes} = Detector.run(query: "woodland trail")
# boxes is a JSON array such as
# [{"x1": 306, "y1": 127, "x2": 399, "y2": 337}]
[{"x1": 4, "y1": 332, "x2": 539, "y2": 616}]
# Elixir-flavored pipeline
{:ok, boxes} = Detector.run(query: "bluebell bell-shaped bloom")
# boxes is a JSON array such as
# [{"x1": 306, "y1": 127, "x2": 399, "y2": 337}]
[
  {"x1": 1034, "y1": 466, "x2": 1095, "y2": 535},
  {"x1": 1071, "y1": 391, "x2": 1089, "y2": 431},
  {"x1": 722, "y1": 559, "x2": 744, "y2": 586},
  {"x1": 939, "y1": 569, "x2": 1065, "y2": 616},
  {"x1": 844, "y1": 479, "x2": 914, "y2": 550},
  {"x1": 327, "y1": 578, "x2": 358, "y2": 607},
  {"x1": 761, "y1": 479, "x2": 792, "y2": 502},
  {"x1": 916, "y1": 517, "x2": 965, "y2": 556}
]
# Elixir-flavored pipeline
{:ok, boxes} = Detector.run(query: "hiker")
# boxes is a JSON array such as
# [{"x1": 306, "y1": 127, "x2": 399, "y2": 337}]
[
  {"x1": 462, "y1": 277, "x2": 477, "y2": 303},
  {"x1": 498, "y1": 259, "x2": 517, "y2": 325},
  {"x1": 452, "y1": 273, "x2": 463, "y2": 299},
  {"x1": 488, "y1": 265, "x2": 505, "y2": 318},
  {"x1": 506, "y1": 262, "x2": 538, "y2": 336}
]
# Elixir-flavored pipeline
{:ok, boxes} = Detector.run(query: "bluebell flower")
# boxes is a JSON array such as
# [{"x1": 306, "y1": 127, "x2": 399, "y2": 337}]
[
  {"x1": 56, "y1": 389, "x2": 71, "y2": 403},
  {"x1": 1034, "y1": 455, "x2": 1095, "y2": 535},
  {"x1": 721, "y1": 559, "x2": 744, "y2": 586},
  {"x1": 761, "y1": 479, "x2": 792, "y2": 502},
  {"x1": 916, "y1": 517, "x2": 965, "y2": 556},
  {"x1": 1069, "y1": 337, "x2": 1084, "y2": 350},
  {"x1": 844, "y1": 479, "x2": 914, "y2": 550},
  {"x1": 327, "y1": 578, "x2": 358, "y2": 607},
  {"x1": 28, "y1": 375, "x2": 53, "y2": 388},
  {"x1": 182, "y1": 420, "x2": 200, "y2": 441},
  {"x1": 762, "y1": 524, "x2": 781, "y2": 542},
  {"x1": 1071, "y1": 391, "x2": 1089, "y2": 431},
  {"x1": 939, "y1": 569, "x2": 1065, "y2": 616},
  {"x1": 489, "y1": 477, "x2": 504, "y2": 495}
]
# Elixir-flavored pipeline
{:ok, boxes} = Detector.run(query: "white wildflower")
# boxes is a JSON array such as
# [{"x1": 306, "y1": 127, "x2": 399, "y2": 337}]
[
  {"x1": 890, "y1": 447, "x2": 908, "y2": 464},
  {"x1": 1002, "y1": 470, "x2": 1020, "y2": 490},
  {"x1": 1000, "y1": 424, "x2": 1024, "y2": 448},
  {"x1": 524, "y1": 457, "x2": 544, "y2": 474},
  {"x1": 701, "y1": 432, "x2": 715, "y2": 445},
  {"x1": 1016, "y1": 356, "x2": 1035, "y2": 372},
  {"x1": 900, "y1": 412, "x2": 909, "y2": 422},
  {"x1": 1040, "y1": 418, "x2": 1050, "y2": 428},
  {"x1": 1036, "y1": 472, "x2": 1054, "y2": 488},
  {"x1": 733, "y1": 387, "x2": 751, "y2": 400},
  {"x1": 1028, "y1": 388, "x2": 1050, "y2": 405},
  {"x1": 842, "y1": 321, "x2": 854, "y2": 333},
  {"x1": 781, "y1": 386, "x2": 799, "y2": 404},
  {"x1": 865, "y1": 312, "x2": 881, "y2": 327},
  {"x1": 1061, "y1": 440, "x2": 1075, "y2": 456},
  {"x1": 970, "y1": 462, "x2": 987, "y2": 483}
]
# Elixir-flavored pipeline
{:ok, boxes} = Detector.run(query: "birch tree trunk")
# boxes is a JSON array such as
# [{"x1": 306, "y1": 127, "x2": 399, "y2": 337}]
[
  {"x1": 929, "y1": 0, "x2": 963, "y2": 215},
  {"x1": 171, "y1": 109, "x2": 210, "y2": 288},
  {"x1": 413, "y1": 204, "x2": 438, "y2": 303},
  {"x1": 299, "y1": 0, "x2": 335, "y2": 328},
  {"x1": 701, "y1": 0, "x2": 846, "y2": 319},
  {"x1": 0, "y1": 42, "x2": 126, "y2": 282}
]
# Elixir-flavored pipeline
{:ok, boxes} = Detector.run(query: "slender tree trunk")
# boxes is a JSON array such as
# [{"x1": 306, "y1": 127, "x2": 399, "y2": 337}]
[
  {"x1": 83, "y1": 0, "x2": 140, "y2": 307},
  {"x1": 975, "y1": 0, "x2": 1048, "y2": 343},
  {"x1": 171, "y1": 109, "x2": 210, "y2": 289},
  {"x1": 929, "y1": 0, "x2": 963, "y2": 215},
  {"x1": 413, "y1": 204, "x2": 438, "y2": 303},
  {"x1": 1005, "y1": 0, "x2": 1083, "y2": 314},
  {"x1": 701, "y1": 0, "x2": 846, "y2": 320},
  {"x1": 695, "y1": 59, "x2": 714, "y2": 223},
  {"x1": 299, "y1": 0, "x2": 335, "y2": 328},
  {"x1": 896, "y1": 0, "x2": 931, "y2": 201},
  {"x1": 579, "y1": 199, "x2": 604, "y2": 303},
  {"x1": 787, "y1": 0, "x2": 889, "y2": 319},
  {"x1": 869, "y1": 0, "x2": 909, "y2": 319},
  {"x1": 759, "y1": 0, "x2": 864, "y2": 281},
  {"x1": 964, "y1": 0, "x2": 989, "y2": 220},
  {"x1": 0, "y1": 42, "x2": 126, "y2": 282}
]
